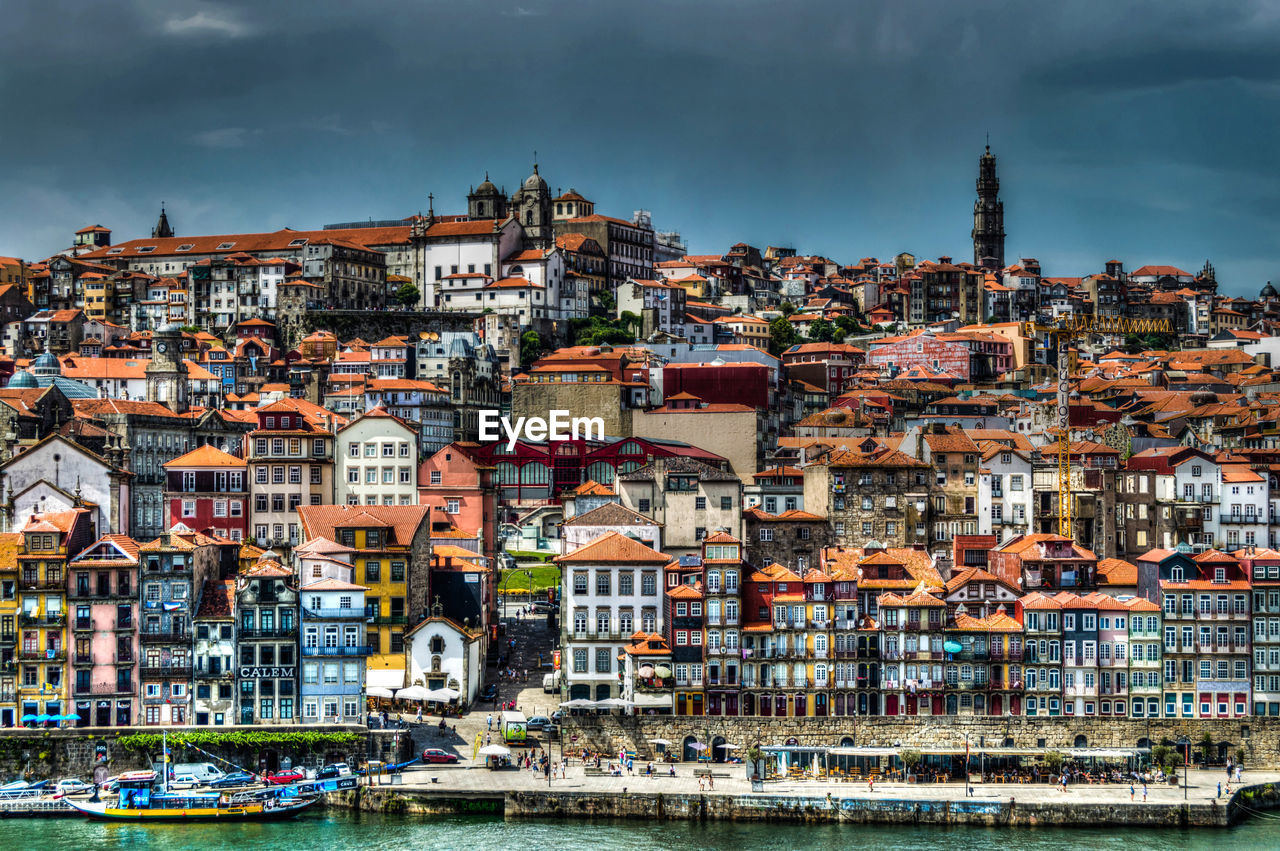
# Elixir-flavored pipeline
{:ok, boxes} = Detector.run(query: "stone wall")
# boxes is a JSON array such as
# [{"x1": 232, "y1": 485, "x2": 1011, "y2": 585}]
[
  {"x1": 0, "y1": 725, "x2": 377, "y2": 781},
  {"x1": 563, "y1": 715, "x2": 1280, "y2": 767}
]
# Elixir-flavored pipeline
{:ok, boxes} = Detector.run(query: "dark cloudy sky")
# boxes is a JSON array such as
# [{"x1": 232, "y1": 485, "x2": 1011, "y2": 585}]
[{"x1": 3, "y1": 0, "x2": 1278, "y2": 294}]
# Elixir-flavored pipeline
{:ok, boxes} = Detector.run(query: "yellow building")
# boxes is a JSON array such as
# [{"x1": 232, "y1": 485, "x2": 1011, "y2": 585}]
[
  {"x1": 297, "y1": 505, "x2": 431, "y2": 691},
  {"x1": 81, "y1": 273, "x2": 111, "y2": 321},
  {"x1": 16, "y1": 509, "x2": 93, "y2": 723},
  {"x1": 0, "y1": 532, "x2": 20, "y2": 726}
]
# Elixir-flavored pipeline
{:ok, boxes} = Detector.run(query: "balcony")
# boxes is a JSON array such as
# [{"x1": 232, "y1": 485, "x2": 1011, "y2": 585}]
[
  {"x1": 905, "y1": 649, "x2": 936, "y2": 661},
  {"x1": 115, "y1": 652, "x2": 135, "y2": 665},
  {"x1": 369, "y1": 615, "x2": 408, "y2": 626},
  {"x1": 19, "y1": 648, "x2": 65, "y2": 661},
  {"x1": 1220, "y1": 513, "x2": 1260, "y2": 525},
  {"x1": 73, "y1": 618, "x2": 95, "y2": 632},
  {"x1": 238, "y1": 626, "x2": 298, "y2": 639},
  {"x1": 814, "y1": 648, "x2": 829, "y2": 659},
  {"x1": 951, "y1": 648, "x2": 990, "y2": 661},
  {"x1": 18, "y1": 578, "x2": 64, "y2": 591},
  {"x1": 772, "y1": 619, "x2": 803, "y2": 630},
  {"x1": 20, "y1": 612, "x2": 65, "y2": 627},
  {"x1": 140, "y1": 664, "x2": 193, "y2": 679},
  {"x1": 194, "y1": 667, "x2": 233, "y2": 679},
  {"x1": 0, "y1": 632, "x2": 16, "y2": 646},
  {"x1": 303, "y1": 607, "x2": 368, "y2": 620},
  {"x1": 989, "y1": 680, "x2": 1021, "y2": 691},
  {"x1": 635, "y1": 677, "x2": 674, "y2": 691},
  {"x1": 75, "y1": 681, "x2": 133, "y2": 696},
  {"x1": 989, "y1": 647, "x2": 1023, "y2": 661},
  {"x1": 112, "y1": 618, "x2": 135, "y2": 631},
  {"x1": 72, "y1": 652, "x2": 94, "y2": 666},
  {"x1": 301, "y1": 645, "x2": 373, "y2": 657},
  {"x1": 139, "y1": 629, "x2": 190, "y2": 644}
]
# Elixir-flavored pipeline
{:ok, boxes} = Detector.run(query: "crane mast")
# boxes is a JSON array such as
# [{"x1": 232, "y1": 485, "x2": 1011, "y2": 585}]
[{"x1": 1022, "y1": 316, "x2": 1173, "y2": 540}]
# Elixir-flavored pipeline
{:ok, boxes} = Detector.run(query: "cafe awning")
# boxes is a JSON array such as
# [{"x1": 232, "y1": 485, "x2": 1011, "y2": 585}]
[{"x1": 827, "y1": 747, "x2": 897, "y2": 757}]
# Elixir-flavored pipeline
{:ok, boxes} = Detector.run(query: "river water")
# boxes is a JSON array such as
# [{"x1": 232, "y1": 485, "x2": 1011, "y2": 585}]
[{"x1": 7, "y1": 811, "x2": 1279, "y2": 849}]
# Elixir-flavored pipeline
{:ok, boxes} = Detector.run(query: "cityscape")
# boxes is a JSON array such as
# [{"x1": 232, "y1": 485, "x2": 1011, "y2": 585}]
[{"x1": 4, "y1": 0, "x2": 1280, "y2": 841}]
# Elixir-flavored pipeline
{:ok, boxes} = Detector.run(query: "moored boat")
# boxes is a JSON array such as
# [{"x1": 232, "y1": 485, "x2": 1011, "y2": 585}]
[{"x1": 63, "y1": 771, "x2": 318, "y2": 822}]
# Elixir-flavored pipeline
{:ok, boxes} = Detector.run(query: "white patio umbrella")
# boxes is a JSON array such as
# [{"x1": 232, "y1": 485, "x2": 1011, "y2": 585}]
[
  {"x1": 395, "y1": 686, "x2": 429, "y2": 701},
  {"x1": 595, "y1": 697, "x2": 633, "y2": 708},
  {"x1": 688, "y1": 742, "x2": 708, "y2": 751},
  {"x1": 559, "y1": 699, "x2": 596, "y2": 708},
  {"x1": 430, "y1": 687, "x2": 461, "y2": 701},
  {"x1": 366, "y1": 687, "x2": 395, "y2": 699},
  {"x1": 647, "y1": 738, "x2": 672, "y2": 746},
  {"x1": 478, "y1": 744, "x2": 511, "y2": 757},
  {"x1": 716, "y1": 743, "x2": 740, "y2": 750}
]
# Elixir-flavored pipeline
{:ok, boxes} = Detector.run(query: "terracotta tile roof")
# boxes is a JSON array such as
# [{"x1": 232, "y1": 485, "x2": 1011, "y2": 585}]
[
  {"x1": 554, "y1": 530, "x2": 669, "y2": 564},
  {"x1": 562, "y1": 502, "x2": 658, "y2": 528},
  {"x1": 1097, "y1": 558, "x2": 1138, "y2": 586},
  {"x1": 573, "y1": 480, "x2": 614, "y2": 496},
  {"x1": 297, "y1": 504, "x2": 431, "y2": 548},
  {"x1": 1019, "y1": 591, "x2": 1064, "y2": 610},
  {"x1": 195, "y1": 579, "x2": 235, "y2": 619},
  {"x1": 666, "y1": 583, "x2": 704, "y2": 599},
  {"x1": 1125, "y1": 596, "x2": 1161, "y2": 613},
  {"x1": 945, "y1": 566, "x2": 1006, "y2": 593},
  {"x1": 301, "y1": 577, "x2": 367, "y2": 592},
  {"x1": 163, "y1": 445, "x2": 246, "y2": 468}
]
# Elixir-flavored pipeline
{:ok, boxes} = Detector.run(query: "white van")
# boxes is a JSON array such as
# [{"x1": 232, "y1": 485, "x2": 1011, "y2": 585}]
[
  {"x1": 169, "y1": 763, "x2": 226, "y2": 784},
  {"x1": 543, "y1": 672, "x2": 557, "y2": 693}
]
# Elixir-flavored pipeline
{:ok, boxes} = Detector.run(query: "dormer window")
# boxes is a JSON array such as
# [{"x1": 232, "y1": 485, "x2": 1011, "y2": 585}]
[
  {"x1": 175, "y1": 244, "x2": 194, "y2": 252},
  {"x1": 288, "y1": 238, "x2": 309, "y2": 247},
  {"x1": 107, "y1": 248, "x2": 124, "y2": 255},
  {"x1": 136, "y1": 246, "x2": 156, "y2": 253},
  {"x1": 1215, "y1": 567, "x2": 1226, "y2": 583},
  {"x1": 216, "y1": 242, "x2": 236, "y2": 250}
]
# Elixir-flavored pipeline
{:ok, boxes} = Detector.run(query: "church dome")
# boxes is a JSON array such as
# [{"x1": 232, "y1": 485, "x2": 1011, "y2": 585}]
[
  {"x1": 523, "y1": 165, "x2": 547, "y2": 192},
  {"x1": 31, "y1": 352, "x2": 61, "y2": 376},
  {"x1": 1263, "y1": 281, "x2": 1278, "y2": 299},
  {"x1": 475, "y1": 173, "x2": 499, "y2": 195},
  {"x1": 7, "y1": 369, "x2": 37, "y2": 388}
]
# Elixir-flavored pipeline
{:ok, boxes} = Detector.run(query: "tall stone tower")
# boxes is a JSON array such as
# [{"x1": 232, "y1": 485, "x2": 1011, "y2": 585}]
[
  {"x1": 512, "y1": 163, "x2": 553, "y2": 249},
  {"x1": 152, "y1": 205, "x2": 174, "y2": 239},
  {"x1": 972, "y1": 145, "x2": 1005, "y2": 270},
  {"x1": 146, "y1": 322, "x2": 188, "y2": 413}
]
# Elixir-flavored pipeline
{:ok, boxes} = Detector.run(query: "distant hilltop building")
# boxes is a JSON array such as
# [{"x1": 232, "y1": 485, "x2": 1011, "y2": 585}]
[{"x1": 972, "y1": 145, "x2": 1005, "y2": 271}]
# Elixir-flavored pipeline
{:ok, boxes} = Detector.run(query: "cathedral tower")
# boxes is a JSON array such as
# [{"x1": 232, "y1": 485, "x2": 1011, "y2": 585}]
[
  {"x1": 972, "y1": 145, "x2": 1005, "y2": 270},
  {"x1": 146, "y1": 323, "x2": 188, "y2": 413}
]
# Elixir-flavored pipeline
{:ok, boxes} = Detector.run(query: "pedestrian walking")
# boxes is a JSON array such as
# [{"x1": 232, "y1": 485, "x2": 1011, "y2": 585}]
[
  {"x1": 868, "y1": 777, "x2": 875, "y2": 793},
  {"x1": 486, "y1": 714, "x2": 492, "y2": 730},
  {"x1": 1060, "y1": 774, "x2": 1067, "y2": 793},
  {"x1": 415, "y1": 707, "x2": 423, "y2": 724},
  {"x1": 1218, "y1": 781, "x2": 1222, "y2": 798},
  {"x1": 1142, "y1": 783, "x2": 1148, "y2": 802},
  {"x1": 1130, "y1": 784, "x2": 1135, "y2": 801}
]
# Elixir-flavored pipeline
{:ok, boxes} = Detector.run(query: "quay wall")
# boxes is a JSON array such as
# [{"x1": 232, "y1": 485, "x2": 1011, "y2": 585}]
[
  {"x1": 332, "y1": 785, "x2": 1275, "y2": 827},
  {"x1": 0, "y1": 725, "x2": 382, "y2": 780},
  {"x1": 561, "y1": 715, "x2": 1280, "y2": 767}
]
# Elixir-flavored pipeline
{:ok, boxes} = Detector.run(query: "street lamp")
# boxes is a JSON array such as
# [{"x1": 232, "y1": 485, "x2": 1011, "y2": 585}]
[{"x1": 1176, "y1": 735, "x2": 1190, "y2": 801}]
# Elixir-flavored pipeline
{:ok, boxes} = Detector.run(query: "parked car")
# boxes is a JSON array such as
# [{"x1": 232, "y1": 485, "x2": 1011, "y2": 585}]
[
  {"x1": 169, "y1": 774, "x2": 202, "y2": 790},
  {"x1": 316, "y1": 763, "x2": 351, "y2": 780},
  {"x1": 421, "y1": 748, "x2": 459, "y2": 764},
  {"x1": 549, "y1": 710, "x2": 564, "y2": 724},
  {"x1": 544, "y1": 723, "x2": 560, "y2": 741},
  {"x1": 482, "y1": 684, "x2": 498, "y2": 701},
  {"x1": 526, "y1": 715, "x2": 550, "y2": 732},
  {"x1": 265, "y1": 769, "x2": 306, "y2": 786},
  {"x1": 531, "y1": 600, "x2": 554, "y2": 614},
  {"x1": 208, "y1": 771, "x2": 257, "y2": 788},
  {"x1": 53, "y1": 778, "x2": 93, "y2": 796}
]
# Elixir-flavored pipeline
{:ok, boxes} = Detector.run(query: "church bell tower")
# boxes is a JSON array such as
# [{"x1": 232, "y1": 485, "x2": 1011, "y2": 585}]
[
  {"x1": 146, "y1": 323, "x2": 188, "y2": 413},
  {"x1": 972, "y1": 145, "x2": 1005, "y2": 270}
]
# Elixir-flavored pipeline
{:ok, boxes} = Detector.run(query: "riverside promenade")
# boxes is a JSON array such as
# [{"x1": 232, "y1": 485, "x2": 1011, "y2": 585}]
[{"x1": 336, "y1": 760, "x2": 1280, "y2": 828}]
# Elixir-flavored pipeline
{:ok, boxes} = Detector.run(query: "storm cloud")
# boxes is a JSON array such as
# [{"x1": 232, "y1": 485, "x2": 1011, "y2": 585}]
[{"x1": 2, "y1": 0, "x2": 1278, "y2": 293}]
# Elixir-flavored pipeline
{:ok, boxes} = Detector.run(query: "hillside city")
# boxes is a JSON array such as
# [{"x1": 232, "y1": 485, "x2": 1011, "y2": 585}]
[{"x1": 3, "y1": 146, "x2": 1280, "y2": 736}]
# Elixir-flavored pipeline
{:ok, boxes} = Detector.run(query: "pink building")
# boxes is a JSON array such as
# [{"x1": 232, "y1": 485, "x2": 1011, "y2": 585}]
[
  {"x1": 867, "y1": 330, "x2": 1013, "y2": 381},
  {"x1": 1088, "y1": 592, "x2": 1132, "y2": 718},
  {"x1": 417, "y1": 444, "x2": 499, "y2": 569},
  {"x1": 69, "y1": 535, "x2": 140, "y2": 727}
]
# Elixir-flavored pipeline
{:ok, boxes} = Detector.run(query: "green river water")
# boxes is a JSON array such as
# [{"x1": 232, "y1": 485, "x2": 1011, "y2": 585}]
[{"x1": 4, "y1": 811, "x2": 1278, "y2": 849}]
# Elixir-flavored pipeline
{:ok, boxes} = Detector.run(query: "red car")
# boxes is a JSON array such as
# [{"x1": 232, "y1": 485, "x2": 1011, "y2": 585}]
[
  {"x1": 421, "y1": 748, "x2": 459, "y2": 764},
  {"x1": 265, "y1": 769, "x2": 306, "y2": 785}
]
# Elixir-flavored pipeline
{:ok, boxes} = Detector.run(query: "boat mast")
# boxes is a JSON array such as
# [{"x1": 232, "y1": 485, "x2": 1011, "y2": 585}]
[{"x1": 162, "y1": 730, "x2": 168, "y2": 793}]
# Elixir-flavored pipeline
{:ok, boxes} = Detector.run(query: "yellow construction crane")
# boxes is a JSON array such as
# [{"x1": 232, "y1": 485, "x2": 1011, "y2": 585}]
[{"x1": 1022, "y1": 316, "x2": 1172, "y2": 539}]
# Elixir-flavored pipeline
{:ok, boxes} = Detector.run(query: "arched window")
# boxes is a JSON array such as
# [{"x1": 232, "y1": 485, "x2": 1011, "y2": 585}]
[
  {"x1": 519, "y1": 463, "x2": 549, "y2": 484},
  {"x1": 586, "y1": 461, "x2": 615, "y2": 484},
  {"x1": 495, "y1": 462, "x2": 519, "y2": 484}
]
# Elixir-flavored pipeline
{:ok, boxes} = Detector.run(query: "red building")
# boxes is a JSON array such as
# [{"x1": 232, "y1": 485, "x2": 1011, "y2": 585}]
[
  {"x1": 659, "y1": 362, "x2": 771, "y2": 409},
  {"x1": 867, "y1": 330, "x2": 1013, "y2": 381},
  {"x1": 162, "y1": 445, "x2": 248, "y2": 541}
]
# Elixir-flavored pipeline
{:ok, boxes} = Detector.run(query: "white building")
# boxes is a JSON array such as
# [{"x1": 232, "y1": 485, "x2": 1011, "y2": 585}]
[
  {"x1": 404, "y1": 614, "x2": 484, "y2": 704},
  {"x1": 616, "y1": 278, "x2": 687, "y2": 339},
  {"x1": 979, "y1": 445, "x2": 1034, "y2": 543},
  {"x1": 1220, "y1": 465, "x2": 1269, "y2": 552},
  {"x1": 335, "y1": 409, "x2": 419, "y2": 507},
  {"x1": 557, "y1": 531, "x2": 669, "y2": 702}
]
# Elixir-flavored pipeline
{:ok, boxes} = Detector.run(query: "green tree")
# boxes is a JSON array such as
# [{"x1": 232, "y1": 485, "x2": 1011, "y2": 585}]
[
  {"x1": 834, "y1": 315, "x2": 858, "y2": 337},
  {"x1": 807, "y1": 318, "x2": 837, "y2": 343},
  {"x1": 519, "y1": 330, "x2": 544, "y2": 368},
  {"x1": 779, "y1": 301, "x2": 797, "y2": 317},
  {"x1": 394, "y1": 281, "x2": 421, "y2": 308},
  {"x1": 769, "y1": 316, "x2": 798, "y2": 354}
]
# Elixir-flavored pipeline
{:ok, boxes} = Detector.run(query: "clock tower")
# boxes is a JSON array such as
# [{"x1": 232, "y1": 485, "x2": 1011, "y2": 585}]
[{"x1": 147, "y1": 322, "x2": 188, "y2": 413}]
